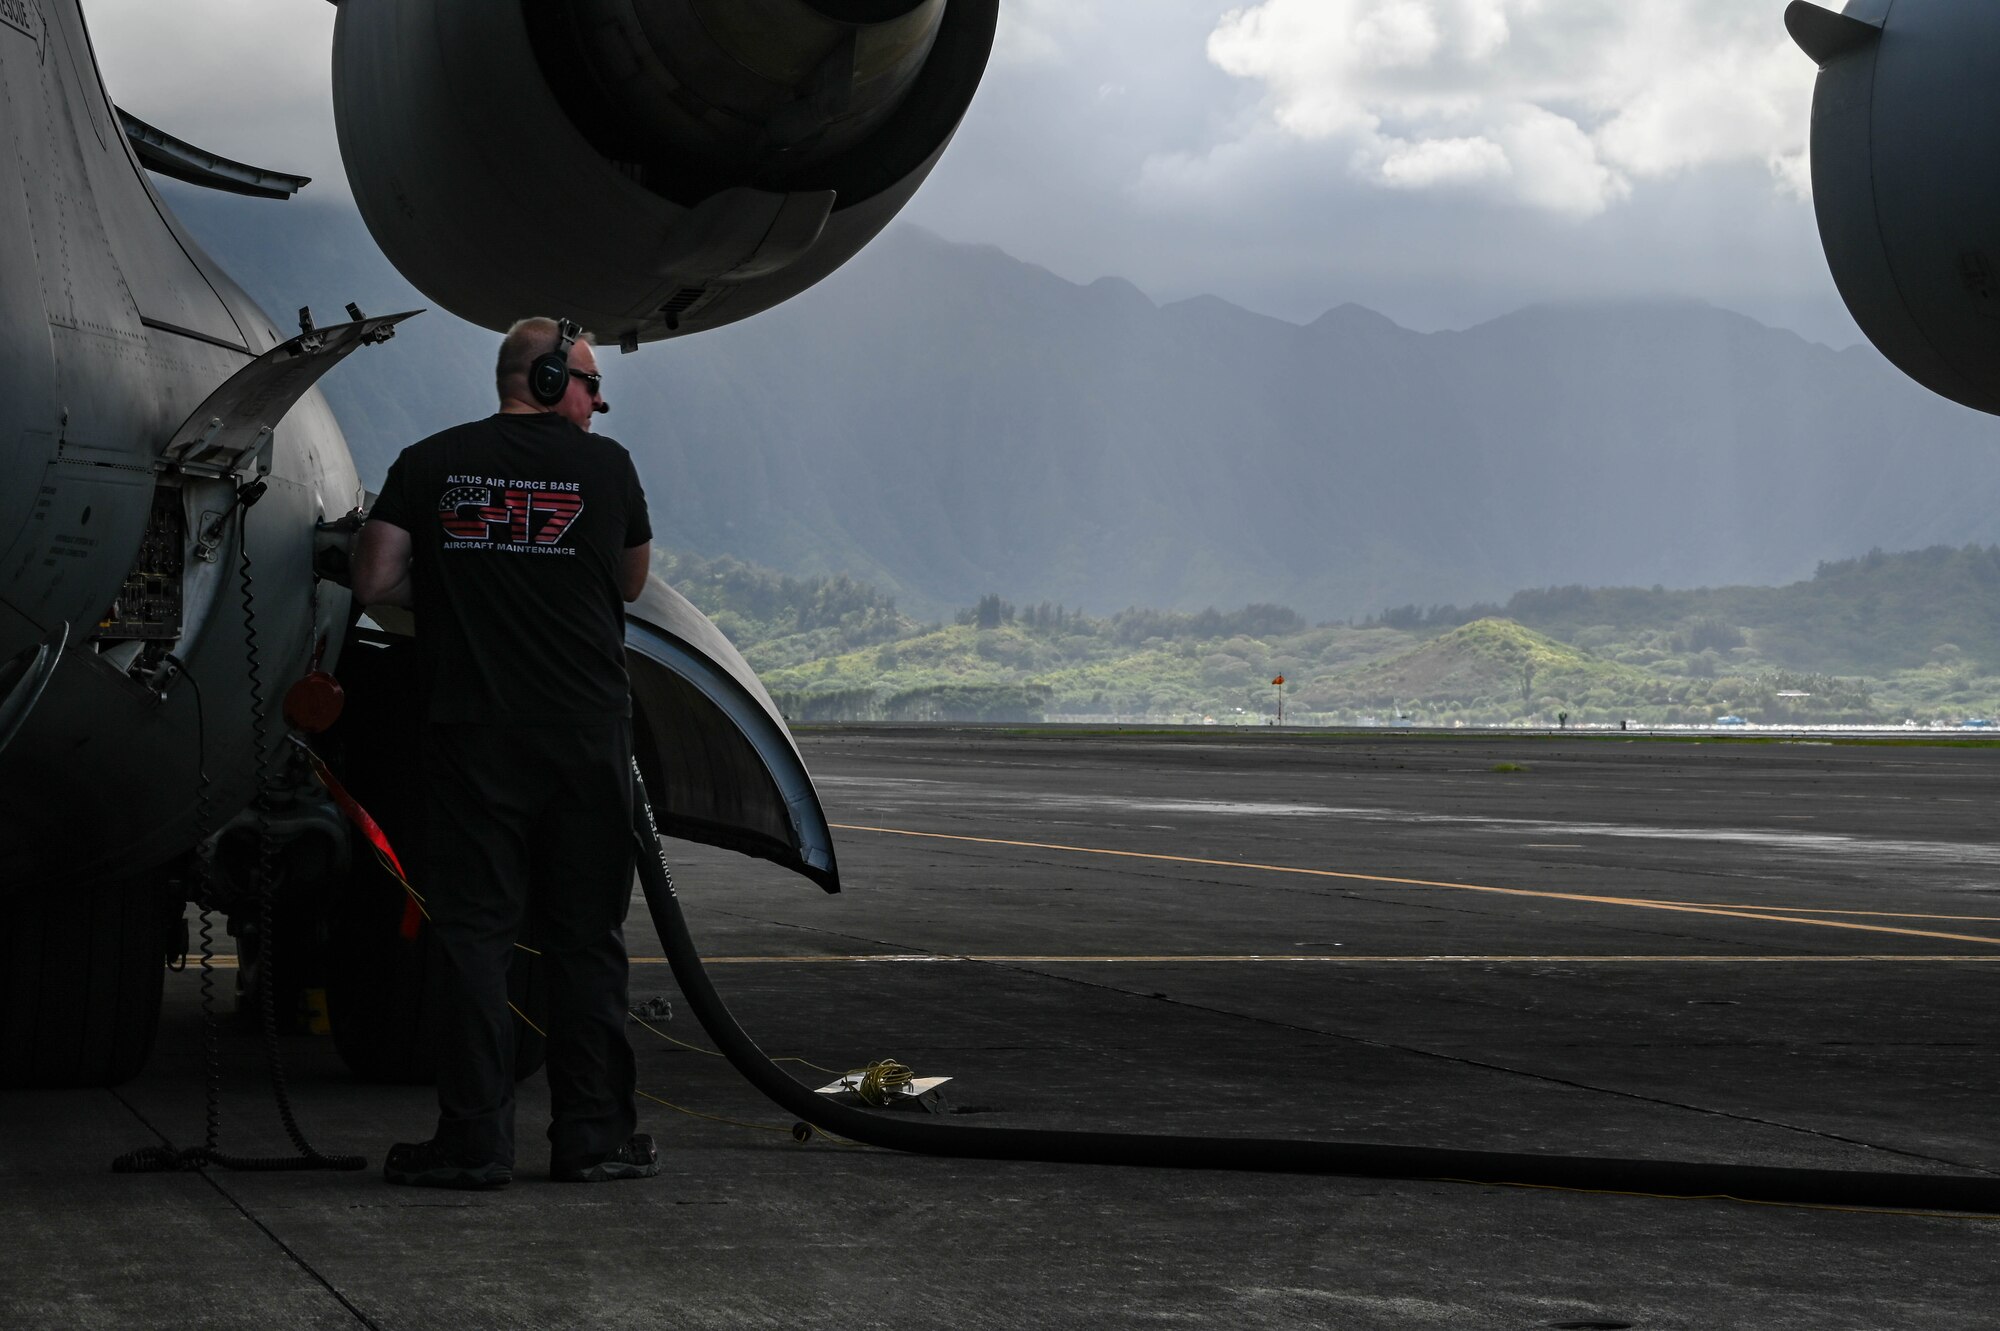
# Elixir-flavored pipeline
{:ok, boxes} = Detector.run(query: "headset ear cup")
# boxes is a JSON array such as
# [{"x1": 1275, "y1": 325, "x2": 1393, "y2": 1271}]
[
  {"x1": 526, "y1": 318, "x2": 581, "y2": 407},
  {"x1": 528, "y1": 352, "x2": 567, "y2": 406}
]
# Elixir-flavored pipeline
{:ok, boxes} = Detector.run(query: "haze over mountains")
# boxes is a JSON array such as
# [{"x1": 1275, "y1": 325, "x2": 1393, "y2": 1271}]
[{"x1": 164, "y1": 185, "x2": 2000, "y2": 621}]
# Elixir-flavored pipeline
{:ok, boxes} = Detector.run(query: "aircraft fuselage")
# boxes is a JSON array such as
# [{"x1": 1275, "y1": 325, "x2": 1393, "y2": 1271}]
[{"x1": 0, "y1": 0, "x2": 354, "y2": 885}]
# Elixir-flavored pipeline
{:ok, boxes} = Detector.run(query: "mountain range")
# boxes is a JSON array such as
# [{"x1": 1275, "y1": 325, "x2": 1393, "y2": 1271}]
[{"x1": 160, "y1": 184, "x2": 2000, "y2": 621}]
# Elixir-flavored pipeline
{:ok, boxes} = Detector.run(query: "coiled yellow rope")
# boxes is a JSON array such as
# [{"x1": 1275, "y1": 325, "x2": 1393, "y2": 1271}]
[{"x1": 847, "y1": 1059, "x2": 914, "y2": 1106}]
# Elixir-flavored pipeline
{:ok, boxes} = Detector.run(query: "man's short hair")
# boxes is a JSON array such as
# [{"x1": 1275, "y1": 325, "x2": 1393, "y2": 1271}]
[{"x1": 497, "y1": 317, "x2": 595, "y2": 397}]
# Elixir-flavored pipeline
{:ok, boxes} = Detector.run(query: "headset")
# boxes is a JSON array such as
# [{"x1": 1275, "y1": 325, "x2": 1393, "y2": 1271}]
[{"x1": 527, "y1": 318, "x2": 582, "y2": 407}]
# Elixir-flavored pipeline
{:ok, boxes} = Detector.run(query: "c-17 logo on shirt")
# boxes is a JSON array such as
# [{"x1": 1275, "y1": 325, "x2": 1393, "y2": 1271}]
[{"x1": 438, "y1": 481, "x2": 584, "y2": 549}]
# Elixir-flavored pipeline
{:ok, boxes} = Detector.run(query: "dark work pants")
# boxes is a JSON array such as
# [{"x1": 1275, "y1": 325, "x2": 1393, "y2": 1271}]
[{"x1": 421, "y1": 720, "x2": 638, "y2": 1166}]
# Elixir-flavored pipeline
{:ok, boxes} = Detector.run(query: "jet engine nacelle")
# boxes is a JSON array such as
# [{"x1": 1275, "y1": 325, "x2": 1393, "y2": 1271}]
[
  {"x1": 1788, "y1": 0, "x2": 2000, "y2": 416},
  {"x1": 331, "y1": 0, "x2": 998, "y2": 345}
]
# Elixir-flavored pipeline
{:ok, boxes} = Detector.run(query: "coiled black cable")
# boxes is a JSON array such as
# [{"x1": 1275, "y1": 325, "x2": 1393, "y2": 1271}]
[
  {"x1": 163, "y1": 653, "x2": 213, "y2": 976},
  {"x1": 628, "y1": 761, "x2": 2000, "y2": 1213},
  {"x1": 195, "y1": 911, "x2": 224, "y2": 1156},
  {"x1": 114, "y1": 658, "x2": 221, "y2": 1173},
  {"x1": 223, "y1": 489, "x2": 361, "y2": 1171},
  {"x1": 232, "y1": 794, "x2": 363, "y2": 1172},
  {"x1": 115, "y1": 491, "x2": 362, "y2": 1174}
]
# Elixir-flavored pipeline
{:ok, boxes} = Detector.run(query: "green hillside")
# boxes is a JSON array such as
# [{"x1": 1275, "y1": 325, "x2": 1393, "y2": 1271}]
[
  {"x1": 653, "y1": 546, "x2": 2000, "y2": 726},
  {"x1": 1394, "y1": 545, "x2": 2000, "y2": 676},
  {"x1": 1310, "y1": 620, "x2": 1685, "y2": 717}
]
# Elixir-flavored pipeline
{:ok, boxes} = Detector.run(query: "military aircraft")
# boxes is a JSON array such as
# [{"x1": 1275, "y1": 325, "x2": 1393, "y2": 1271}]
[
  {"x1": 0, "y1": 0, "x2": 996, "y2": 1087},
  {"x1": 1787, "y1": 0, "x2": 2000, "y2": 417}
]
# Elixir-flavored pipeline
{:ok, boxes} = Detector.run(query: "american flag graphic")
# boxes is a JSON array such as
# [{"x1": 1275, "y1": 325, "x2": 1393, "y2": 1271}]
[
  {"x1": 439, "y1": 485, "x2": 508, "y2": 540},
  {"x1": 512, "y1": 488, "x2": 584, "y2": 544}
]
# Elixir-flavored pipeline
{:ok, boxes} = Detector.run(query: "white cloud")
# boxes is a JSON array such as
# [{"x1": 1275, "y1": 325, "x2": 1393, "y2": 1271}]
[
  {"x1": 1498, "y1": 102, "x2": 1631, "y2": 215},
  {"x1": 1373, "y1": 134, "x2": 1508, "y2": 189},
  {"x1": 1353, "y1": 0, "x2": 1444, "y2": 69},
  {"x1": 1200, "y1": 0, "x2": 1816, "y2": 216}
]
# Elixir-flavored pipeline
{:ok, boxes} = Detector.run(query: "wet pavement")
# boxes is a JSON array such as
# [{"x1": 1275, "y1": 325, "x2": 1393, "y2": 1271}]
[{"x1": 5, "y1": 728, "x2": 1999, "y2": 1329}]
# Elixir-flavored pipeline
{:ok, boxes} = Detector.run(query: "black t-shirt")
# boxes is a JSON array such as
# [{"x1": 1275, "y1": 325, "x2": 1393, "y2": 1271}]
[{"x1": 370, "y1": 413, "x2": 652, "y2": 725}]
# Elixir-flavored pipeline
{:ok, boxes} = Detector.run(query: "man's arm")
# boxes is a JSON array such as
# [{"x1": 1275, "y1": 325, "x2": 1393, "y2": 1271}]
[
  {"x1": 620, "y1": 542, "x2": 652, "y2": 603},
  {"x1": 352, "y1": 519, "x2": 415, "y2": 608}
]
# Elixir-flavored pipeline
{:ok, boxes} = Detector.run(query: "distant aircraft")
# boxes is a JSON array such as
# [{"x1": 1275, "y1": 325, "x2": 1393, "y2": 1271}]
[
  {"x1": 0, "y1": 0, "x2": 996, "y2": 1086},
  {"x1": 1787, "y1": 1, "x2": 2000, "y2": 415}
]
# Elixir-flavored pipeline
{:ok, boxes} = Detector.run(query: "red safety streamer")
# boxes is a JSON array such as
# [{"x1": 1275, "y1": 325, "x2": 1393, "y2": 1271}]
[{"x1": 293, "y1": 739, "x2": 425, "y2": 940}]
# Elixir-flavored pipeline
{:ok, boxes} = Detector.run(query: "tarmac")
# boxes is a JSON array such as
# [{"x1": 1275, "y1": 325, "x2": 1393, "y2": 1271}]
[{"x1": 6, "y1": 727, "x2": 2000, "y2": 1329}]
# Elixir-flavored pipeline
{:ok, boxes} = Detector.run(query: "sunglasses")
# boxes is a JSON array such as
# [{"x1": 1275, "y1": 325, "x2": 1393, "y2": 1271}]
[{"x1": 568, "y1": 368, "x2": 603, "y2": 396}]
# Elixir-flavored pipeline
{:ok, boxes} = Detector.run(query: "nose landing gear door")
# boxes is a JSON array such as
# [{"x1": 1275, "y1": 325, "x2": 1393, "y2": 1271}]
[{"x1": 624, "y1": 579, "x2": 840, "y2": 895}]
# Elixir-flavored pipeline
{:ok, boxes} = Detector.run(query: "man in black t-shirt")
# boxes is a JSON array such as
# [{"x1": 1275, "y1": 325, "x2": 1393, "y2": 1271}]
[{"x1": 353, "y1": 317, "x2": 657, "y2": 1188}]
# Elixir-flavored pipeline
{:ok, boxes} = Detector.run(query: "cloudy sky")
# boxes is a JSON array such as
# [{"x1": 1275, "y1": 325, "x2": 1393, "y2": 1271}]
[{"x1": 85, "y1": 0, "x2": 1862, "y2": 346}]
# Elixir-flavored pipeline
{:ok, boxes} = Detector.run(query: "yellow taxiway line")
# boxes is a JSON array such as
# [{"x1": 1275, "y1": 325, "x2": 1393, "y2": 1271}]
[
  {"x1": 175, "y1": 824, "x2": 2000, "y2": 969},
  {"x1": 830, "y1": 823, "x2": 2000, "y2": 949}
]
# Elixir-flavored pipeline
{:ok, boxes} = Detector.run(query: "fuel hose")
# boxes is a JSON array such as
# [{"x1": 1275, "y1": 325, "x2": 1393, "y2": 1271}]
[{"x1": 629, "y1": 765, "x2": 2000, "y2": 1213}]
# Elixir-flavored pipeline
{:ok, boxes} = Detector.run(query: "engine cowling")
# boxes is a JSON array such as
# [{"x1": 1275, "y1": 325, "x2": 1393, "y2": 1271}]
[
  {"x1": 1789, "y1": 0, "x2": 2000, "y2": 415},
  {"x1": 331, "y1": 0, "x2": 997, "y2": 346}
]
